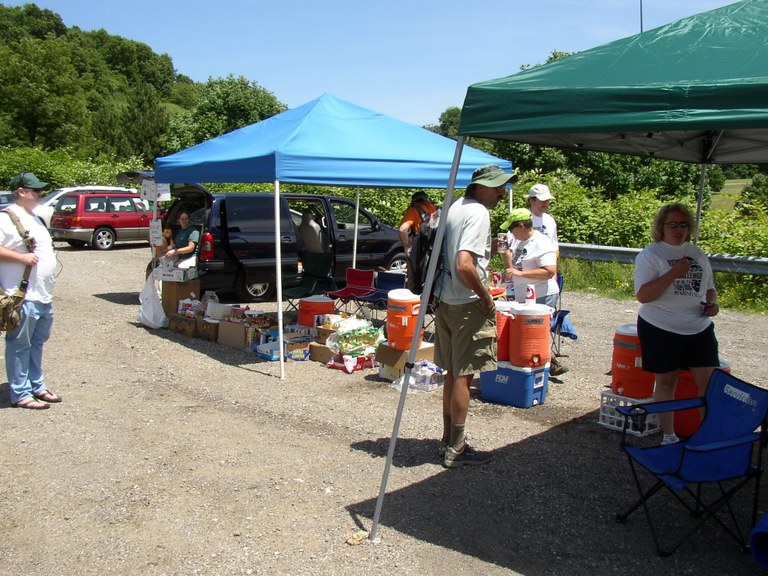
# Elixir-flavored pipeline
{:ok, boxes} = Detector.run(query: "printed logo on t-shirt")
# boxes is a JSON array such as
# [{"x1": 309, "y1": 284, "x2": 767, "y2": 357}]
[
  {"x1": 669, "y1": 256, "x2": 702, "y2": 295},
  {"x1": 512, "y1": 245, "x2": 528, "y2": 270}
]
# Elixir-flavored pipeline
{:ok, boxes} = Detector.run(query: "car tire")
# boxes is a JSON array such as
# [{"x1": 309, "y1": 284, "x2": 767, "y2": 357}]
[
  {"x1": 236, "y1": 273, "x2": 273, "y2": 302},
  {"x1": 93, "y1": 227, "x2": 116, "y2": 250},
  {"x1": 66, "y1": 240, "x2": 87, "y2": 248},
  {"x1": 387, "y1": 252, "x2": 408, "y2": 273}
]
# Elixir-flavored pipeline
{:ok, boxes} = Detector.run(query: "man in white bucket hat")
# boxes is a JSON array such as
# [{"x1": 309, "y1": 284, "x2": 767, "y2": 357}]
[{"x1": 528, "y1": 184, "x2": 558, "y2": 250}]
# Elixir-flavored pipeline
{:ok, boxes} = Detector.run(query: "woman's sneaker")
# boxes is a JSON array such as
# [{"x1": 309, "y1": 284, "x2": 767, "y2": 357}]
[{"x1": 443, "y1": 444, "x2": 491, "y2": 468}]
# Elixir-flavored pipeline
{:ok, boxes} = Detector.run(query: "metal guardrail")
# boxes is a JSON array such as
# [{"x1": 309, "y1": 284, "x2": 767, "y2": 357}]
[{"x1": 559, "y1": 243, "x2": 768, "y2": 276}]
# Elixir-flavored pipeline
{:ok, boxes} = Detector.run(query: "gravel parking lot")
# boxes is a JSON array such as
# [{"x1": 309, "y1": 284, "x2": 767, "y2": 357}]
[{"x1": 1, "y1": 243, "x2": 766, "y2": 575}]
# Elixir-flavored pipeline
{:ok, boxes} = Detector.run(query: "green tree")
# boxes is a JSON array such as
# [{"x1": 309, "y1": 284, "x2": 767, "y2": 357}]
[
  {"x1": 0, "y1": 36, "x2": 88, "y2": 149},
  {"x1": 161, "y1": 75, "x2": 286, "y2": 153},
  {"x1": 735, "y1": 173, "x2": 768, "y2": 217}
]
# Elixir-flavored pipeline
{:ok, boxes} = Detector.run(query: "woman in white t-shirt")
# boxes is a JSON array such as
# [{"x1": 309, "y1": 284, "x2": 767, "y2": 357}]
[
  {"x1": 634, "y1": 203, "x2": 720, "y2": 445},
  {"x1": 502, "y1": 207, "x2": 559, "y2": 309}
]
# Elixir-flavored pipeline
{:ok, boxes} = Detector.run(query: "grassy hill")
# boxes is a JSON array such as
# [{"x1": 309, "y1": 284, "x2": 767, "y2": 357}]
[{"x1": 712, "y1": 178, "x2": 749, "y2": 211}]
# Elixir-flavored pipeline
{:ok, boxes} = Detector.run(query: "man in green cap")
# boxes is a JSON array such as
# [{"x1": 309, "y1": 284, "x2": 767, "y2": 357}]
[
  {"x1": 0, "y1": 171, "x2": 62, "y2": 409},
  {"x1": 435, "y1": 164, "x2": 515, "y2": 468}
]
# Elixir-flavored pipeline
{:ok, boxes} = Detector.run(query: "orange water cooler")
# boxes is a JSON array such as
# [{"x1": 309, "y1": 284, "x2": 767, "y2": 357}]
[
  {"x1": 298, "y1": 296, "x2": 335, "y2": 327},
  {"x1": 495, "y1": 301, "x2": 514, "y2": 362},
  {"x1": 611, "y1": 324, "x2": 655, "y2": 398},
  {"x1": 506, "y1": 302, "x2": 551, "y2": 367},
  {"x1": 386, "y1": 289, "x2": 423, "y2": 350}
]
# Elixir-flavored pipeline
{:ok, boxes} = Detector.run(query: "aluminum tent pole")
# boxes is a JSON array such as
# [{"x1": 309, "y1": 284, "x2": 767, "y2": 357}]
[
  {"x1": 274, "y1": 180, "x2": 285, "y2": 379},
  {"x1": 368, "y1": 136, "x2": 466, "y2": 543},
  {"x1": 352, "y1": 187, "x2": 360, "y2": 268},
  {"x1": 693, "y1": 164, "x2": 707, "y2": 245}
]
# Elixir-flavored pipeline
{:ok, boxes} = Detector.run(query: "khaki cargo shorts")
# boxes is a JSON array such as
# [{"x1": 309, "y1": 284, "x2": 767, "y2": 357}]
[{"x1": 434, "y1": 300, "x2": 497, "y2": 377}]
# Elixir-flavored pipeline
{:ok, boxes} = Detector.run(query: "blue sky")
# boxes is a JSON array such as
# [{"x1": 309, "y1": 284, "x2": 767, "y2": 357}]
[{"x1": 6, "y1": 0, "x2": 737, "y2": 126}]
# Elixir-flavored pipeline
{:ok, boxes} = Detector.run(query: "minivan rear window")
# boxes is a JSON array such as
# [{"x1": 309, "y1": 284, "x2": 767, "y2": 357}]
[{"x1": 227, "y1": 196, "x2": 290, "y2": 233}]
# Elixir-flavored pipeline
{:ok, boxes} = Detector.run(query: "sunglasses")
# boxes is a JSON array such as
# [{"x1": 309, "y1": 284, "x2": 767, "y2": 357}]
[{"x1": 664, "y1": 221, "x2": 690, "y2": 229}]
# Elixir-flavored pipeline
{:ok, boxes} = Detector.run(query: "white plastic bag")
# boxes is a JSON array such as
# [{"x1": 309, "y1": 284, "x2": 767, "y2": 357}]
[{"x1": 138, "y1": 277, "x2": 168, "y2": 329}]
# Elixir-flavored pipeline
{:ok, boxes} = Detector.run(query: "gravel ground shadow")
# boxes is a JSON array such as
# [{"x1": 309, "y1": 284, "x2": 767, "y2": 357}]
[{"x1": 348, "y1": 412, "x2": 763, "y2": 576}]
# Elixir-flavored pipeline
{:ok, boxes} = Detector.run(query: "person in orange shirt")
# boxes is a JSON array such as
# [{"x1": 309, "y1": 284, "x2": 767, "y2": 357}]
[{"x1": 398, "y1": 191, "x2": 437, "y2": 253}]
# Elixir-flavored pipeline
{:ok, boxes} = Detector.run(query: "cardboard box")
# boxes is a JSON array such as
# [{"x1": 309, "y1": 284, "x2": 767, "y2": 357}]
[
  {"x1": 479, "y1": 361, "x2": 549, "y2": 408},
  {"x1": 315, "y1": 327, "x2": 335, "y2": 345},
  {"x1": 375, "y1": 342, "x2": 435, "y2": 380},
  {"x1": 153, "y1": 266, "x2": 198, "y2": 282},
  {"x1": 161, "y1": 279, "x2": 200, "y2": 317},
  {"x1": 309, "y1": 342, "x2": 334, "y2": 364},
  {"x1": 218, "y1": 320, "x2": 247, "y2": 349},
  {"x1": 168, "y1": 313, "x2": 197, "y2": 338},
  {"x1": 284, "y1": 334, "x2": 311, "y2": 361},
  {"x1": 195, "y1": 317, "x2": 220, "y2": 342}
]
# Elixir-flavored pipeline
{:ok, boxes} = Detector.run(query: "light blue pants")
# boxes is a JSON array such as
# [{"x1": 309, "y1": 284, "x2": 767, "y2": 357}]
[
  {"x1": 5, "y1": 300, "x2": 54, "y2": 404},
  {"x1": 537, "y1": 293, "x2": 559, "y2": 310}
]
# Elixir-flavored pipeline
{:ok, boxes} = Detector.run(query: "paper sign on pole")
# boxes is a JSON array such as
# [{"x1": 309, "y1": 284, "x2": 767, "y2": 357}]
[
  {"x1": 141, "y1": 179, "x2": 158, "y2": 201},
  {"x1": 141, "y1": 180, "x2": 172, "y2": 202},
  {"x1": 156, "y1": 183, "x2": 171, "y2": 202},
  {"x1": 149, "y1": 218, "x2": 163, "y2": 247}
]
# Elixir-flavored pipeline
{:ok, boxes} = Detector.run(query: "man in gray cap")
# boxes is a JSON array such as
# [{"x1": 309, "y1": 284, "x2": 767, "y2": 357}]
[
  {"x1": 0, "y1": 171, "x2": 61, "y2": 409},
  {"x1": 528, "y1": 184, "x2": 558, "y2": 249},
  {"x1": 435, "y1": 164, "x2": 515, "y2": 468}
]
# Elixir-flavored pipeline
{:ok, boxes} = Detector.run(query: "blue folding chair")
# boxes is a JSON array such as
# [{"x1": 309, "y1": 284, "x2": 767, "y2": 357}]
[
  {"x1": 355, "y1": 270, "x2": 407, "y2": 320},
  {"x1": 615, "y1": 369, "x2": 768, "y2": 557},
  {"x1": 550, "y1": 273, "x2": 576, "y2": 357}
]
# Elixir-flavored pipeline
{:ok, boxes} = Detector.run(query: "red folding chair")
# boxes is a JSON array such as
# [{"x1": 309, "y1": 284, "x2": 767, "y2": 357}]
[{"x1": 326, "y1": 268, "x2": 375, "y2": 313}]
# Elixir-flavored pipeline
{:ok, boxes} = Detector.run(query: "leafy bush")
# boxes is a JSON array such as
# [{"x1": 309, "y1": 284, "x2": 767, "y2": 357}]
[{"x1": 0, "y1": 145, "x2": 147, "y2": 190}]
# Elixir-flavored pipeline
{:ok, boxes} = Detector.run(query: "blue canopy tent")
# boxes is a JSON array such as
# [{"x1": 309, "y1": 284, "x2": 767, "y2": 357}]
[
  {"x1": 155, "y1": 92, "x2": 509, "y2": 188},
  {"x1": 154, "y1": 93, "x2": 511, "y2": 379}
]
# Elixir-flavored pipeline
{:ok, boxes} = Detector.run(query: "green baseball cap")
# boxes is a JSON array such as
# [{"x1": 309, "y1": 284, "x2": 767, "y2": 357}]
[
  {"x1": 10, "y1": 171, "x2": 48, "y2": 190},
  {"x1": 470, "y1": 164, "x2": 516, "y2": 188},
  {"x1": 501, "y1": 207, "x2": 532, "y2": 230}
]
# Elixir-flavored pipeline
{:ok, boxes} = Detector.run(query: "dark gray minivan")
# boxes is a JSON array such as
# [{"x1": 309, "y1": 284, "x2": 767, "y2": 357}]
[{"x1": 127, "y1": 177, "x2": 405, "y2": 301}]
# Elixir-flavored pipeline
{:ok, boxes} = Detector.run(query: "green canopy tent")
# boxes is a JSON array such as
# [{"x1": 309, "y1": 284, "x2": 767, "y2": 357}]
[
  {"x1": 369, "y1": 0, "x2": 768, "y2": 543},
  {"x1": 457, "y1": 0, "x2": 768, "y2": 238}
]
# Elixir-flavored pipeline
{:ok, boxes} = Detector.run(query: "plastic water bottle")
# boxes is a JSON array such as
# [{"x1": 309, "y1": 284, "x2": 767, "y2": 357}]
[
  {"x1": 201, "y1": 291, "x2": 219, "y2": 315},
  {"x1": 201, "y1": 291, "x2": 219, "y2": 305}
]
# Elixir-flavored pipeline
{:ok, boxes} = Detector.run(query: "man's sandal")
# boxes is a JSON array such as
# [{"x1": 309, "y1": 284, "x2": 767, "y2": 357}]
[
  {"x1": 12, "y1": 397, "x2": 50, "y2": 410},
  {"x1": 33, "y1": 390, "x2": 62, "y2": 403}
]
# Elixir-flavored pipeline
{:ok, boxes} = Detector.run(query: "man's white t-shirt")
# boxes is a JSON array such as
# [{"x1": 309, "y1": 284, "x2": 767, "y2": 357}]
[
  {"x1": 532, "y1": 212, "x2": 558, "y2": 249},
  {"x1": 438, "y1": 197, "x2": 490, "y2": 305},
  {"x1": 0, "y1": 204, "x2": 56, "y2": 303},
  {"x1": 508, "y1": 231, "x2": 559, "y2": 299},
  {"x1": 634, "y1": 241, "x2": 715, "y2": 335}
]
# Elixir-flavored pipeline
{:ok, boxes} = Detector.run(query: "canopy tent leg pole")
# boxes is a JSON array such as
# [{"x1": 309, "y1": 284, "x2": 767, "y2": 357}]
[
  {"x1": 368, "y1": 136, "x2": 467, "y2": 543},
  {"x1": 352, "y1": 187, "x2": 360, "y2": 269},
  {"x1": 274, "y1": 180, "x2": 285, "y2": 380},
  {"x1": 694, "y1": 163, "x2": 707, "y2": 245}
]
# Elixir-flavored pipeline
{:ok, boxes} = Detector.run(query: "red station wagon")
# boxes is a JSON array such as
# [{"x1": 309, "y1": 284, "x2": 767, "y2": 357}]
[{"x1": 49, "y1": 191, "x2": 154, "y2": 250}]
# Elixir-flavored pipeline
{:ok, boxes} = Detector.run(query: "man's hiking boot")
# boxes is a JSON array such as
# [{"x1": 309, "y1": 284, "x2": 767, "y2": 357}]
[
  {"x1": 550, "y1": 357, "x2": 569, "y2": 377},
  {"x1": 443, "y1": 444, "x2": 491, "y2": 468}
]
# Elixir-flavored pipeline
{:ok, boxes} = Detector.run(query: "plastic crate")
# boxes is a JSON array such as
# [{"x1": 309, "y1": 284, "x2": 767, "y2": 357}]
[{"x1": 598, "y1": 391, "x2": 661, "y2": 437}]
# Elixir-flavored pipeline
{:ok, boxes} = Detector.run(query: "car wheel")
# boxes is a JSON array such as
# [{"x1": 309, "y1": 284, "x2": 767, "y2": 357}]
[
  {"x1": 388, "y1": 252, "x2": 408, "y2": 273},
  {"x1": 236, "y1": 274, "x2": 273, "y2": 302},
  {"x1": 93, "y1": 227, "x2": 116, "y2": 250},
  {"x1": 66, "y1": 240, "x2": 87, "y2": 248}
]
